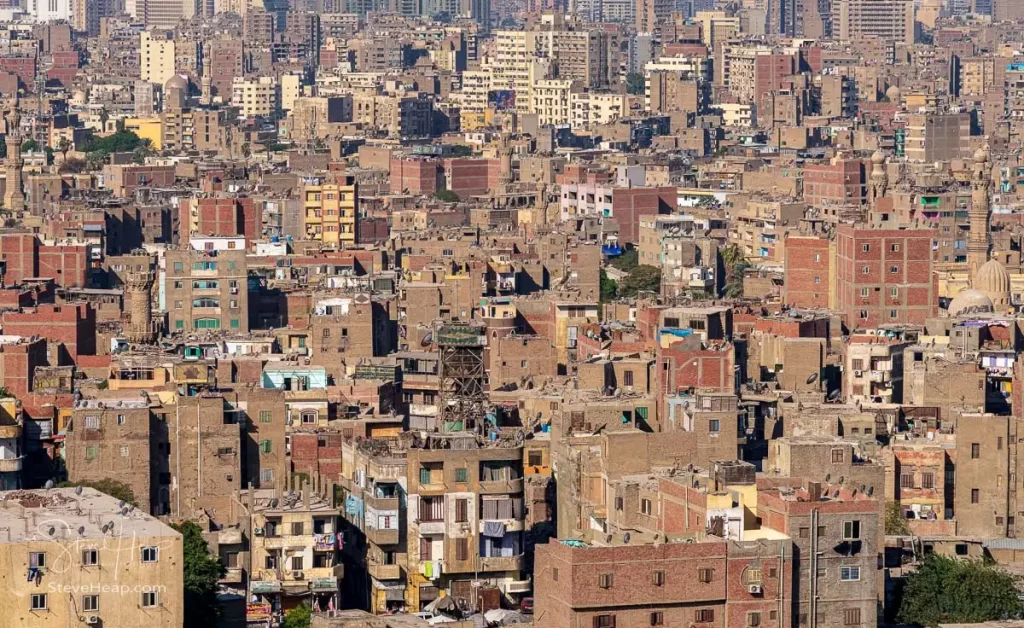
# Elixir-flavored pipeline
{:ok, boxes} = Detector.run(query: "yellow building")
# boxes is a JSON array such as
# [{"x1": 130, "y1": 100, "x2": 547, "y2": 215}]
[
  {"x1": 124, "y1": 118, "x2": 164, "y2": 150},
  {"x1": 140, "y1": 30, "x2": 176, "y2": 86},
  {"x1": 303, "y1": 178, "x2": 359, "y2": 247},
  {"x1": 0, "y1": 487, "x2": 183, "y2": 627},
  {"x1": 231, "y1": 76, "x2": 277, "y2": 118}
]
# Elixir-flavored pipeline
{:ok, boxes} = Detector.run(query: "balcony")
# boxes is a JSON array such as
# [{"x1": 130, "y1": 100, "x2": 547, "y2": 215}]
[
  {"x1": 365, "y1": 494, "x2": 399, "y2": 512},
  {"x1": 479, "y1": 478, "x2": 524, "y2": 494},
  {"x1": 368, "y1": 564, "x2": 402, "y2": 581},
  {"x1": 0, "y1": 456, "x2": 23, "y2": 473},
  {"x1": 0, "y1": 425, "x2": 21, "y2": 439},
  {"x1": 506, "y1": 580, "x2": 531, "y2": 594},
  {"x1": 220, "y1": 567, "x2": 245, "y2": 584},
  {"x1": 868, "y1": 370, "x2": 890, "y2": 383},
  {"x1": 367, "y1": 527, "x2": 400, "y2": 546},
  {"x1": 479, "y1": 519, "x2": 525, "y2": 533},
  {"x1": 477, "y1": 554, "x2": 524, "y2": 572}
]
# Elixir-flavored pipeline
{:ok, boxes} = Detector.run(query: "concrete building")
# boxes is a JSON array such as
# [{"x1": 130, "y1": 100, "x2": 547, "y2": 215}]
[
  {"x1": 232, "y1": 76, "x2": 278, "y2": 118},
  {"x1": 831, "y1": 0, "x2": 914, "y2": 44},
  {"x1": 164, "y1": 246, "x2": 249, "y2": 333},
  {"x1": 140, "y1": 30, "x2": 175, "y2": 86},
  {"x1": 904, "y1": 113, "x2": 971, "y2": 163},
  {"x1": 303, "y1": 177, "x2": 359, "y2": 247},
  {"x1": 0, "y1": 487, "x2": 183, "y2": 627}
]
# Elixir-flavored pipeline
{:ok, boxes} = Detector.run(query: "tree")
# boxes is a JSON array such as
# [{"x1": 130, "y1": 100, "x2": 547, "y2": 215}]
[
  {"x1": 600, "y1": 269, "x2": 617, "y2": 303},
  {"x1": 608, "y1": 249, "x2": 638, "y2": 272},
  {"x1": 57, "y1": 479, "x2": 136, "y2": 505},
  {"x1": 59, "y1": 157, "x2": 86, "y2": 174},
  {"x1": 625, "y1": 72, "x2": 645, "y2": 96},
  {"x1": 20, "y1": 139, "x2": 39, "y2": 152},
  {"x1": 885, "y1": 501, "x2": 911, "y2": 536},
  {"x1": 56, "y1": 136, "x2": 71, "y2": 163},
  {"x1": 435, "y1": 189, "x2": 459, "y2": 203},
  {"x1": 98, "y1": 107, "x2": 109, "y2": 130},
  {"x1": 898, "y1": 554, "x2": 1022, "y2": 627},
  {"x1": 282, "y1": 602, "x2": 312, "y2": 628},
  {"x1": 721, "y1": 244, "x2": 750, "y2": 298},
  {"x1": 171, "y1": 520, "x2": 226, "y2": 628},
  {"x1": 618, "y1": 264, "x2": 661, "y2": 299}
]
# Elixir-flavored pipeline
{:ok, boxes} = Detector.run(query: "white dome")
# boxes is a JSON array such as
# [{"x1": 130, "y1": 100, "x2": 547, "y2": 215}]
[{"x1": 947, "y1": 288, "x2": 994, "y2": 318}]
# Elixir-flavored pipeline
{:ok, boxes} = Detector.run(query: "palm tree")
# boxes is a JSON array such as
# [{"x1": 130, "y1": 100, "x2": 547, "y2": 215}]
[
  {"x1": 56, "y1": 137, "x2": 71, "y2": 163},
  {"x1": 98, "y1": 107, "x2": 109, "y2": 131}
]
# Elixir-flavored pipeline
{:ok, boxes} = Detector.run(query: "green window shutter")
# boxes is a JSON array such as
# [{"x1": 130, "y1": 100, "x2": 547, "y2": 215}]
[
  {"x1": 419, "y1": 467, "x2": 431, "y2": 485},
  {"x1": 455, "y1": 468, "x2": 468, "y2": 482}
]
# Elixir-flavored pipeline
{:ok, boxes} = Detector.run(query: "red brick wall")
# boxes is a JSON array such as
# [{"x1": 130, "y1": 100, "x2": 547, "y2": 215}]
[
  {"x1": 38, "y1": 245, "x2": 88, "y2": 288},
  {"x1": 783, "y1": 236, "x2": 831, "y2": 309},
  {"x1": 0, "y1": 233, "x2": 38, "y2": 285}
]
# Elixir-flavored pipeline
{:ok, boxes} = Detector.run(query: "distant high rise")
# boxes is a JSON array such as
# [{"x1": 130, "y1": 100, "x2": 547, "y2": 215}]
[
  {"x1": 27, "y1": 0, "x2": 72, "y2": 21},
  {"x1": 831, "y1": 0, "x2": 914, "y2": 44},
  {"x1": 972, "y1": 0, "x2": 991, "y2": 14}
]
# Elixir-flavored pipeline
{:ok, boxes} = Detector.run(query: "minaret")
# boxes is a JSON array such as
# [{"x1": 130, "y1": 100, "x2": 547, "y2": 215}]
[
  {"x1": 3, "y1": 105, "x2": 24, "y2": 214},
  {"x1": 123, "y1": 251, "x2": 156, "y2": 344},
  {"x1": 967, "y1": 145, "x2": 992, "y2": 281},
  {"x1": 200, "y1": 52, "x2": 213, "y2": 106},
  {"x1": 869, "y1": 149, "x2": 888, "y2": 207}
]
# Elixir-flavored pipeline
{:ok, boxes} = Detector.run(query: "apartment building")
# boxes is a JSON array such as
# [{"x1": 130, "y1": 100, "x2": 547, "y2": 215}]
[
  {"x1": 405, "y1": 435, "x2": 528, "y2": 611},
  {"x1": 164, "y1": 247, "x2": 249, "y2": 333},
  {"x1": 831, "y1": 0, "x2": 914, "y2": 44},
  {"x1": 0, "y1": 487, "x2": 183, "y2": 627},
  {"x1": 302, "y1": 177, "x2": 360, "y2": 247},
  {"x1": 232, "y1": 76, "x2": 278, "y2": 118},
  {"x1": 140, "y1": 30, "x2": 175, "y2": 85},
  {"x1": 248, "y1": 487, "x2": 343, "y2": 622},
  {"x1": 904, "y1": 113, "x2": 971, "y2": 163}
]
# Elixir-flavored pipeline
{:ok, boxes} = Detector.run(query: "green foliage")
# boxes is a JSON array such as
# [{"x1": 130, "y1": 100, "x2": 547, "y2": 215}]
[
  {"x1": 57, "y1": 479, "x2": 136, "y2": 505},
  {"x1": 898, "y1": 554, "x2": 1022, "y2": 627},
  {"x1": 721, "y1": 244, "x2": 750, "y2": 298},
  {"x1": 608, "y1": 249, "x2": 638, "y2": 272},
  {"x1": 282, "y1": 602, "x2": 312, "y2": 628},
  {"x1": 171, "y1": 520, "x2": 226, "y2": 627},
  {"x1": 600, "y1": 269, "x2": 617, "y2": 303},
  {"x1": 885, "y1": 501, "x2": 911, "y2": 536},
  {"x1": 617, "y1": 264, "x2": 661, "y2": 299},
  {"x1": 85, "y1": 130, "x2": 143, "y2": 159},
  {"x1": 625, "y1": 72, "x2": 645, "y2": 96},
  {"x1": 435, "y1": 189, "x2": 459, "y2": 203},
  {"x1": 20, "y1": 139, "x2": 39, "y2": 152},
  {"x1": 59, "y1": 157, "x2": 87, "y2": 174}
]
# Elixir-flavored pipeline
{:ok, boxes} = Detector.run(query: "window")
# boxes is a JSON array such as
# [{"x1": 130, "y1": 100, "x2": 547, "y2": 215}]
[
  {"x1": 594, "y1": 615, "x2": 615, "y2": 628},
  {"x1": 890, "y1": 309, "x2": 898, "y2": 319},
  {"x1": 709, "y1": 419, "x2": 720, "y2": 433},
  {"x1": 259, "y1": 411, "x2": 272, "y2": 423},
  {"x1": 83, "y1": 595, "x2": 98, "y2": 612},
  {"x1": 890, "y1": 265, "x2": 899, "y2": 274},
  {"x1": 971, "y1": 488, "x2": 980, "y2": 503},
  {"x1": 599, "y1": 573, "x2": 613, "y2": 589},
  {"x1": 832, "y1": 448, "x2": 844, "y2": 463},
  {"x1": 141, "y1": 547, "x2": 158, "y2": 562},
  {"x1": 455, "y1": 499, "x2": 468, "y2": 523},
  {"x1": 292, "y1": 556, "x2": 304, "y2": 570},
  {"x1": 861, "y1": 244, "x2": 870, "y2": 252},
  {"x1": 861, "y1": 265, "x2": 869, "y2": 275},
  {"x1": 455, "y1": 468, "x2": 468, "y2": 483},
  {"x1": 840, "y1": 566, "x2": 860, "y2": 581},
  {"x1": 650, "y1": 611, "x2": 664, "y2": 625},
  {"x1": 141, "y1": 591, "x2": 158, "y2": 608},
  {"x1": 456, "y1": 538, "x2": 468, "y2": 561},
  {"x1": 175, "y1": 320, "x2": 184, "y2": 330},
  {"x1": 971, "y1": 443, "x2": 980, "y2": 459},
  {"x1": 259, "y1": 440, "x2": 272, "y2": 454},
  {"x1": 698, "y1": 567, "x2": 713, "y2": 583},
  {"x1": 747, "y1": 612, "x2": 762, "y2": 627},
  {"x1": 844, "y1": 608, "x2": 861, "y2": 625},
  {"x1": 82, "y1": 549, "x2": 98, "y2": 566},
  {"x1": 420, "y1": 467, "x2": 431, "y2": 485},
  {"x1": 843, "y1": 521, "x2": 861, "y2": 540},
  {"x1": 695, "y1": 609, "x2": 714, "y2": 622},
  {"x1": 859, "y1": 310, "x2": 868, "y2": 320},
  {"x1": 291, "y1": 522, "x2": 304, "y2": 536},
  {"x1": 173, "y1": 262, "x2": 183, "y2": 272},
  {"x1": 623, "y1": 370, "x2": 634, "y2": 387},
  {"x1": 641, "y1": 498, "x2": 652, "y2": 516},
  {"x1": 30, "y1": 593, "x2": 46, "y2": 610},
  {"x1": 117, "y1": 414, "x2": 126, "y2": 425},
  {"x1": 799, "y1": 527, "x2": 809, "y2": 538},
  {"x1": 528, "y1": 451, "x2": 543, "y2": 467},
  {"x1": 743, "y1": 567, "x2": 763, "y2": 584},
  {"x1": 999, "y1": 437, "x2": 1004, "y2": 450},
  {"x1": 120, "y1": 446, "x2": 129, "y2": 457},
  {"x1": 852, "y1": 359, "x2": 864, "y2": 371},
  {"x1": 921, "y1": 473, "x2": 935, "y2": 489},
  {"x1": 260, "y1": 469, "x2": 274, "y2": 484},
  {"x1": 86, "y1": 445, "x2": 98, "y2": 460},
  {"x1": 901, "y1": 474, "x2": 914, "y2": 489},
  {"x1": 652, "y1": 570, "x2": 665, "y2": 586},
  {"x1": 29, "y1": 552, "x2": 45, "y2": 568},
  {"x1": 85, "y1": 416, "x2": 100, "y2": 430},
  {"x1": 231, "y1": 319, "x2": 240, "y2": 329},
  {"x1": 814, "y1": 276, "x2": 821, "y2": 284},
  {"x1": 891, "y1": 287, "x2": 899, "y2": 297},
  {"x1": 860, "y1": 288, "x2": 869, "y2": 297}
]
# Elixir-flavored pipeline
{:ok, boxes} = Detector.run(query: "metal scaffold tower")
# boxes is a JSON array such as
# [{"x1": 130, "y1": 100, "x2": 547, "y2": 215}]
[{"x1": 436, "y1": 323, "x2": 487, "y2": 433}]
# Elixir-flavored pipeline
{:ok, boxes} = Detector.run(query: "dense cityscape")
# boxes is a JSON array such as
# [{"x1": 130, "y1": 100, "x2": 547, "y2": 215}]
[{"x1": 0, "y1": 0, "x2": 1021, "y2": 627}]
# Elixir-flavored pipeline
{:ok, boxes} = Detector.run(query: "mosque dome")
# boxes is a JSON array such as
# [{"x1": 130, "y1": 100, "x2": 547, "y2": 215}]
[
  {"x1": 165, "y1": 74, "x2": 189, "y2": 92},
  {"x1": 974, "y1": 145, "x2": 991, "y2": 164},
  {"x1": 947, "y1": 289, "x2": 994, "y2": 318},
  {"x1": 871, "y1": 149, "x2": 886, "y2": 165},
  {"x1": 975, "y1": 258, "x2": 1011, "y2": 307},
  {"x1": 885, "y1": 85, "x2": 901, "y2": 102}
]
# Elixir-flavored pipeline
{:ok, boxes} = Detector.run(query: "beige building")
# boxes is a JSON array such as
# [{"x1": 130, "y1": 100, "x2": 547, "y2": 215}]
[
  {"x1": 140, "y1": 30, "x2": 176, "y2": 86},
  {"x1": 530, "y1": 80, "x2": 582, "y2": 126},
  {"x1": 232, "y1": 76, "x2": 278, "y2": 118},
  {"x1": 832, "y1": 0, "x2": 915, "y2": 44},
  {"x1": 164, "y1": 246, "x2": 249, "y2": 333},
  {"x1": 570, "y1": 92, "x2": 628, "y2": 128},
  {"x1": 0, "y1": 487, "x2": 183, "y2": 627},
  {"x1": 904, "y1": 112, "x2": 971, "y2": 163}
]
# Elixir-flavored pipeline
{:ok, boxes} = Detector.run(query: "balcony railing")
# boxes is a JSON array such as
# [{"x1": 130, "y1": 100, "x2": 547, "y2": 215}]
[
  {"x1": 477, "y1": 554, "x2": 524, "y2": 572},
  {"x1": 479, "y1": 478, "x2": 524, "y2": 494},
  {"x1": 367, "y1": 527, "x2": 400, "y2": 546},
  {"x1": 368, "y1": 563, "x2": 402, "y2": 580}
]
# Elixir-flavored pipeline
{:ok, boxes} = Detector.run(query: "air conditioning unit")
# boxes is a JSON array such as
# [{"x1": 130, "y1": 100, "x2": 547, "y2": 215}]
[
  {"x1": 854, "y1": 370, "x2": 863, "y2": 377},
  {"x1": 253, "y1": 527, "x2": 264, "y2": 536},
  {"x1": 748, "y1": 584, "x2": 763, "y2": 595},
  {"x1": 292, "y1": 570, "x2": 304, "y2": 579},
  {"x1": 86, "y1": 616, "x2": 100, "y2": 625}
]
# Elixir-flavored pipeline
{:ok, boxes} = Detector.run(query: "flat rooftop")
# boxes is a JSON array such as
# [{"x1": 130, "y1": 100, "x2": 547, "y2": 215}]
[{"x1": 0, "y1": 488, "x2": 179, "y2": 543}]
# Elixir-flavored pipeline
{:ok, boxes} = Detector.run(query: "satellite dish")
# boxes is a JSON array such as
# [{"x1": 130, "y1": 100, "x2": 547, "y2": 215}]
[
  {"x1": 44, "y1": 480, "x2": 54, "y2": 489},
  {"x1": 75, "y1": 486, "x2": 83, "y2": 495},
  {"x1": 47, "y1": 527, "x2": 54, "y2": 536},
  {"x1": 270, "y1": 498, "x2": 279, "y2": 508},
  {"x1": 118, "y1": 500, "x2": 126, "y2": 508},
  {"x1": 806, "y1": 373, "x2": 818, "y2": 385},
  {"x1": 867, "y1": 486, "x2": 874, "y2": 496},
  {"x1": 838, "y1": 476, "x2": 845, "y2": 484},
  {"x1": 623, "y1": 533, "x2": 631, "y2": 544},
  {"x1": 825, "y1": 473, "x2": 831, "y2": 482},
  {"x1": 77, "y1": 526, "x2": 85, "y2": 535},
  {"x1": 101, "y1": 523, "x2": 110, "y2": 532}
]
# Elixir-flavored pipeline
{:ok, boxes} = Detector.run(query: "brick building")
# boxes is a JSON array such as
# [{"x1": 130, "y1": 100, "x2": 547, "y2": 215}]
[{"x1": 783, "y1": 235, "x2": 832, "y2": 309}]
